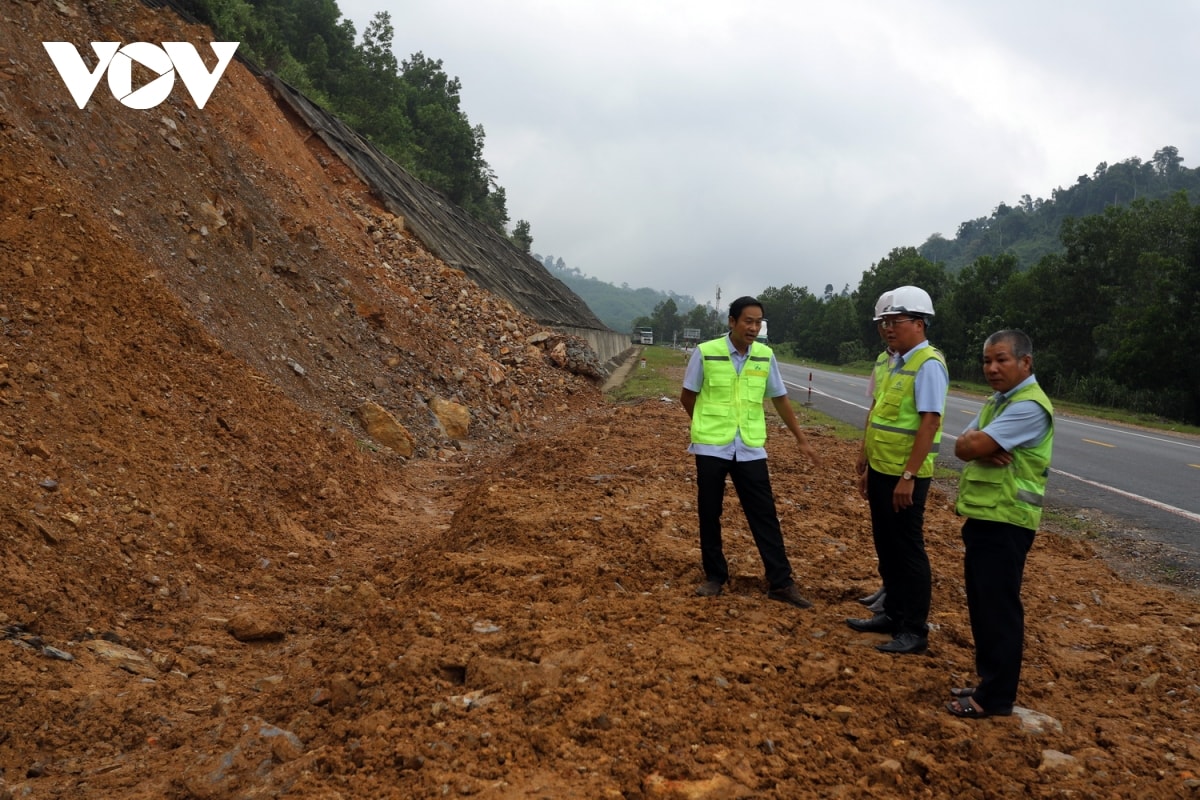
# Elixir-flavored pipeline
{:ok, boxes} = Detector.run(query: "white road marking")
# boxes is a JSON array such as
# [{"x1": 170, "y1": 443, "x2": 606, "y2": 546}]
[
  {"x1": 1050, "y1": 468, "x2": 1200, "y2": 524},
  {"x1": 790, "y1": 377, "x2": 1200, "y2": 523}
]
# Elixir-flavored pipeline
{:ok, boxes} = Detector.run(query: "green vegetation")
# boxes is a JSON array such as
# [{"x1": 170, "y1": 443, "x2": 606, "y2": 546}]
[
  {"x1": 605, "y1": 346, "x2": 685, "y2": 403},
  {"x1": 919, "y1": 147, "x2": 1200, "y2": 274},
  {"x1": 627, "y1": 298, "x2": 725, "y2": 349},
  {"x1": 755, "y1": 182, "x2": 1200, "y2": 426},
  {"x1": 562, "y1": 157, "x2": 1200, "y2": 427},
  {"x1": 186, "y1": 0, "x2": 513, "y2": 236},
  {"x1": 1041, "y1": 508, "x2": 1096, "y2": 537}
]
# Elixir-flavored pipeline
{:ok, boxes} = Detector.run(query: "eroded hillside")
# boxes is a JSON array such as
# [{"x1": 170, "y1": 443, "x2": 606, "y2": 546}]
[{"x1": 3, "y1": 2, "x2": 1200, "y2": 799}]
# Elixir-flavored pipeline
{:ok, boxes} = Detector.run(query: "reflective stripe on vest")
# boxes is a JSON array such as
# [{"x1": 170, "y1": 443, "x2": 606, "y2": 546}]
[
  {"x1": 865, "y1": 346, "x2": 946, "y2": 477},
  {"x1": 690, "y1": 337, "x2": 771, "y2": 447},
  {"x1": 956, "y1": 382, "x2": 1054, "y2": 530}
]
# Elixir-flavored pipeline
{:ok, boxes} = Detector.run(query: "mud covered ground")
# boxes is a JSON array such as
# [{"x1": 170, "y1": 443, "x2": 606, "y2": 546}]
[
  {"x1": 3, "y1": 1, "x2": 1200, "y2": 798},
  {"x1": 6, "y1": 374, "x2": 1200, "y2": 798}
]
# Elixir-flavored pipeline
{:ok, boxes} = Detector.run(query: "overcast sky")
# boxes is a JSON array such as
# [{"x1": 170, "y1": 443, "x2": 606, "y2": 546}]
[{"x1": 335, "y1": 0, "x2": 1200, "y2": 308}]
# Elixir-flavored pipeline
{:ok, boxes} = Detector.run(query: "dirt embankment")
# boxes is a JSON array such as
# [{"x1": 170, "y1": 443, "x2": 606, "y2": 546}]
[{"x1": 3, "y1": 2, "x2": 1200, "y2": 798}]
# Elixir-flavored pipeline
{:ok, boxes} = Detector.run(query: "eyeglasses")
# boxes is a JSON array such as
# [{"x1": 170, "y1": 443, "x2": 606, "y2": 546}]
[{"x1": 878, "y1": 317, "x2": 919, "y2": 329}]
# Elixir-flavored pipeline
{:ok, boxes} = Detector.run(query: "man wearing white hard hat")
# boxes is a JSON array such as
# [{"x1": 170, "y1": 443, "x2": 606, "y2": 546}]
[
  {"x1": 854, "y1": 289, "x2": 896, "y2": 614},
  {"x1": 846, "y1": 285, "x2": 948, "y2": 655}
]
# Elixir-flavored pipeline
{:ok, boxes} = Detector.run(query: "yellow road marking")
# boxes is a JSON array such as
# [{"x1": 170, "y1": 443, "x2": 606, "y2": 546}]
[{"x1": 1081, "y1": 439, "x2": 1115, "y2": 448}]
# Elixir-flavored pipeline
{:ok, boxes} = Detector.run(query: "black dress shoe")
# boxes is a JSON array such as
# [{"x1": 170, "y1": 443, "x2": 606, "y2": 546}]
[
  {"x1": 876, "y1": 632, "x2": 929, "y2": 655},
  {"x1": 767, "y1": 584, "x2": 814, "y2": 609},
  {"x1": 845, "y1": 613, "x2": 898, "y2": 634},
  {"x1": 866, "y1": 591, "x2": 887, "y2": 614},
  {"x1": 856, "y1": 586, "x2": 885, "y2": 606}
]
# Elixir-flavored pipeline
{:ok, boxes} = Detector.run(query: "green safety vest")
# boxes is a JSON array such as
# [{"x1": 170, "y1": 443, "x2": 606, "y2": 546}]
[
  {"x1": 871, "y1": 349, "x2": 892, "y2": 404},
  {"x1": 956, "y1": 382, "x2": 1054, "y2": 531},
  {"x1": 865, "y1": 345, "x2": 946, "y2": 477},
  {"x1": 691, "y1": 337, "x2": 772, "y2": 448}
]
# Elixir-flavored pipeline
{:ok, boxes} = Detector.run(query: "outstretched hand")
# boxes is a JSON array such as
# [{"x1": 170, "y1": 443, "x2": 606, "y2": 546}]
[{"x1": 796, "y1": 436, "x2": 823, "y2": 469}]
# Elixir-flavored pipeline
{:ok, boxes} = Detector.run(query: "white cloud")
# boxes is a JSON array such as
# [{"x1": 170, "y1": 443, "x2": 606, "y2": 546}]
[{"x1": 335, "y1": 0, "x2": 1200, "y2": 307}]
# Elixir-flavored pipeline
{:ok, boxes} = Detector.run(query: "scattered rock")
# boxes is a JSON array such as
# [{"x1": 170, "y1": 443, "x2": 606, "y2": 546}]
[
  {"x1": 430, "y1": 396, "x2": 470, "y2": 440},
  {"x1": 1039, "y1": 749, "x2": 1085, "y2": 776},
  {"x1": 82, "y1": 639, "x2": 156, "y2": 677},
  {"x1": 1013, "y1": 707, "x2": 1064, "y2": 735},
  {"x1": 357, "y1": 401, "x2": 415, "y2": 457},
  {"x1": 226, "y1": 610, "x2": 286, "y2": 642}
]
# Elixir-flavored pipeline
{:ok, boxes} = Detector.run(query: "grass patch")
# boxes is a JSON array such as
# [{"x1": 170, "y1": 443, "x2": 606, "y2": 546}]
[
  {"x1": 932, "y1": 464, "x2": 960, "y2": 481},
  {"x1": 605, "y1": 346, "x2": 687, "y2": 402},
  {"x1": 1041, "y1": 507, "x2": 1101, "y2": 538}
]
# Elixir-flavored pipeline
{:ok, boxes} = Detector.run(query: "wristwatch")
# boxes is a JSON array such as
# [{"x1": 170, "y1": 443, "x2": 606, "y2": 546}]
[{"x1": 901, "y1": 470, "x2": 914, "y2": 480}]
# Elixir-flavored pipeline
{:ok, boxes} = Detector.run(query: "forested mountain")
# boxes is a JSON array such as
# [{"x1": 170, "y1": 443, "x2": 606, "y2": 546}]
[
  {"x1": 919, "y1": 146, "x2": 1200, "y2": 273},
  {"x1": 538, "y1": 255, "x2": 704, "y2": 336}
]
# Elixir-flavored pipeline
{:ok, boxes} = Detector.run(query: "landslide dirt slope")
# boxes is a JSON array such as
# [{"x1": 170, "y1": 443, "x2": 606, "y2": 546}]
[{"x1": 3, "y1": 2, "x2": 1200, "y2": 799}]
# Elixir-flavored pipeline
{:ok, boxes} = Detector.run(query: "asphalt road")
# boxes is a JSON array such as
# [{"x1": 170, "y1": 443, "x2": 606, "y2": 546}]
[{"x1": 780, "y1": 363, "x2": 1200, "y2": 566}]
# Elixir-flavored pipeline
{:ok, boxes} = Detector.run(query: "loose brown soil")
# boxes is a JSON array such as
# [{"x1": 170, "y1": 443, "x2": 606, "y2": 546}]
[{"x1": 2, "y1": 2, "x2": 1199, "y2": 798}]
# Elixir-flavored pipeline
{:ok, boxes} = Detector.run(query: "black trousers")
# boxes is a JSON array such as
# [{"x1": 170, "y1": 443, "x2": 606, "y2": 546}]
[
  {"x1": 962, "y1": 517, "x2": 1035, "y2": 713},
  {"x1": 695, "y1": 454, "x2": 794, "y2": 590},
  {"x1": 866, "y1": 467, "x2": 931, "y2": 636}
]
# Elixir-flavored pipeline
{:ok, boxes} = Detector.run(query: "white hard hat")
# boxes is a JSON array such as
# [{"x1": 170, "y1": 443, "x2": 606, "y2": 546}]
[
  {"x1": 872, "y1": 290, "x2": 894, "y2": 322},
  {"x1": 882, "y1": 285, "x2": 935, "y2": 317}
]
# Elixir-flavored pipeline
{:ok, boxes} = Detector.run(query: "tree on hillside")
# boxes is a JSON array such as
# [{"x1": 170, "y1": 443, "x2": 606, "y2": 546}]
[
  {"x1": 916, "y1": 147, "x2": 1200, "y2": 275},
  {"x1": 191, "y1": 3, "x2": 511, "y2": 234},
  {"x1": 1066, "y1": 193, "x2": 1200, "y2": 419},
  {"x1": 338, "y1": 13, "x2": 412, "y2": 149},
  {"x1": 682, "y1": 303, "x2": 722, "y2": 339},
  {"x1": 1152, "y1": 146, "x2": 1183, "y2": 188},
  {"x1": 510, "y1": 220, "x2": 533, "y2": 253},
  {"x1": 758, "y1": 284, "x2": 814, "y2": 345},
  {"x1": 650, "y1": 299, "x2": 682, "y2": 345},
  {"x1": 398, "y1": 50, "x2": 497, "y2": 221},
  {"x1": 937, "y1": 253, "x2": 1019, "y2": 376},
  {"x1": 853, "y1": 247, "x2": 948, "y2": 349},
  {"x1": 921, "y1": 233, "x2": 954, "y2": 265},
  {"x1": 944, "y1": 191, "x2": 1200, "y2": 421}
]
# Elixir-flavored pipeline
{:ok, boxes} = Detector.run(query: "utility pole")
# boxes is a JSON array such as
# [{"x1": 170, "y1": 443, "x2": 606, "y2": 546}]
[{"x1": 713, "y1": 285, "x2": 722, "y2": 337}]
